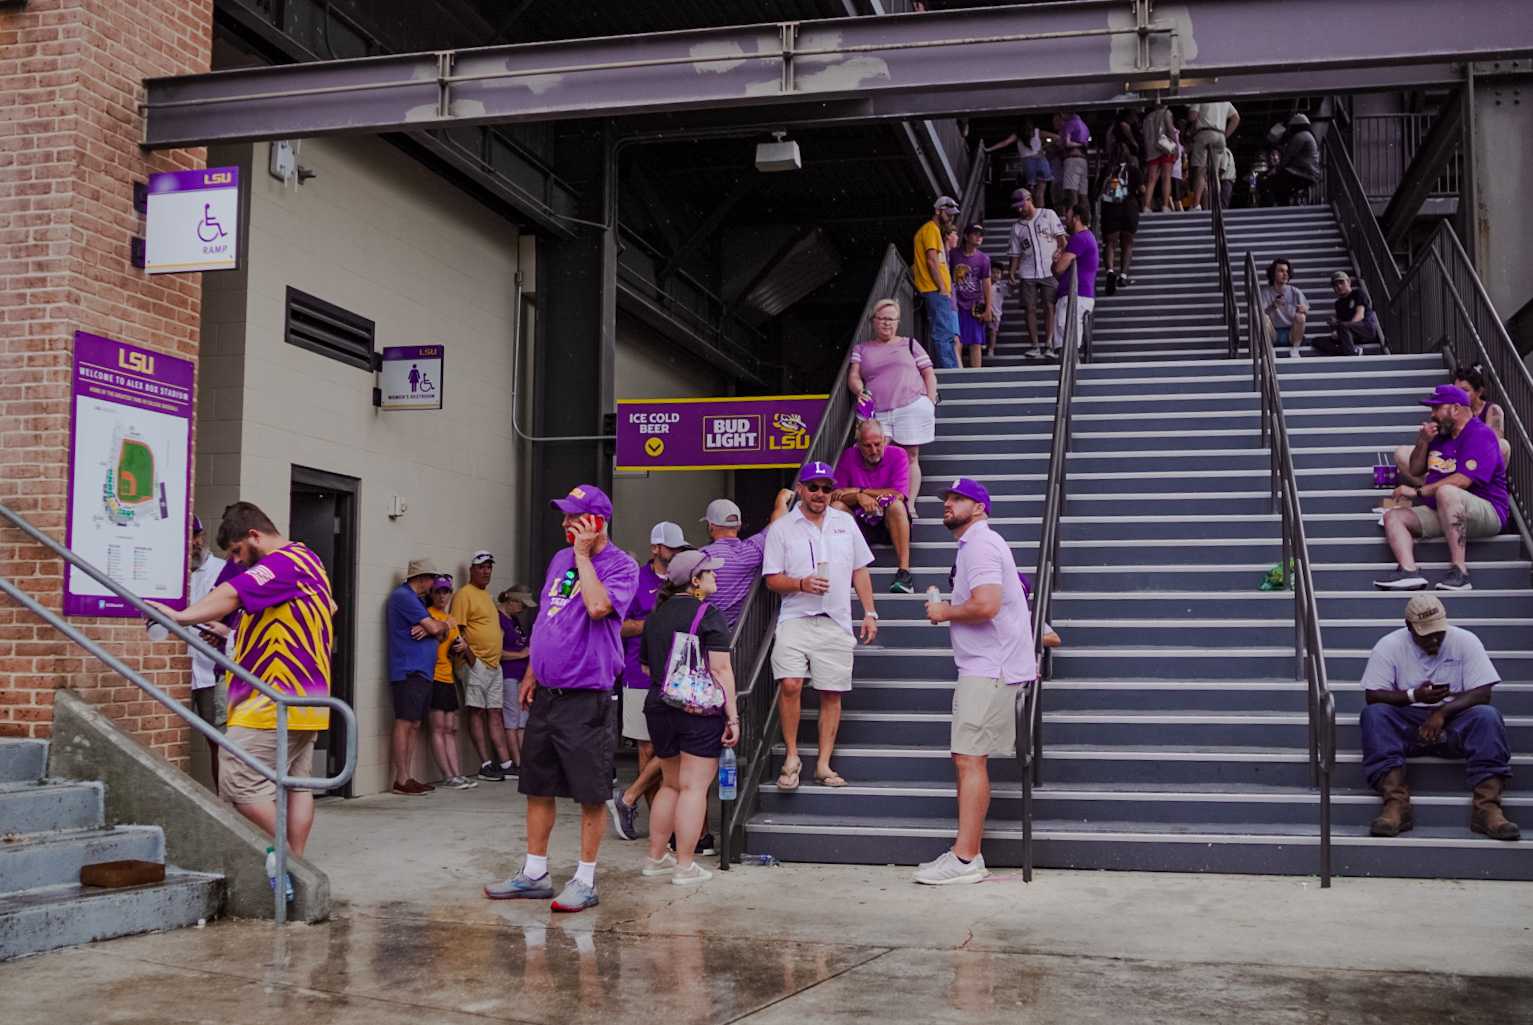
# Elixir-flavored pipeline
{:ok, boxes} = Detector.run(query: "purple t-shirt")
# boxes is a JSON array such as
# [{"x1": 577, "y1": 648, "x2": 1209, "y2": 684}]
[
  {"x1": 699, "y1": 532, "x2": 767, "y2": 629},
  {"x1": 621, "y1": 562, "x2": 666, "y2": 689},
  {"x1": 499, "y1": 611, "x2": 530, "y2": 683},
  {"x1": 1061, "y1": 114, "x2": 1090, "y2": 151},
  {"x1": 850, "y1": 338, "x2": 933, "y2": 413},
  {"x1": 950, "y1": 248, "x2": 991, "y2": 310},
  {"x1": 1423, "y1": 417, "x2": 1510, "y2": 527},
  {"x1": 1057, "y1": 229, "x2": 1099, "y2": 299},
  {"x1": 225, "y1": 543, "x2": 336, "y2": 731},
  {"x1": 833, "y1": 443, "x2": 911, "y2": 496},
  {"x1": 528, "y1": 543, "x2": 640, "y2": 690}
]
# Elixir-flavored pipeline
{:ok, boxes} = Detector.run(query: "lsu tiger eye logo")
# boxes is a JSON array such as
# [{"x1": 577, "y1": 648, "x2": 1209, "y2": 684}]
[{"x1": 770, "y1": 412, "x2": 811, "y2": 451}]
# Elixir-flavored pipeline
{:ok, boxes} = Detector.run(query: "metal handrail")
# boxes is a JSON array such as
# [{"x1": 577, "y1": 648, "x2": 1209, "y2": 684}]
[
  {"x1": 1244, "y1": 253, "x2": 1335, "y2": 887},
  {"x1": 957, "y1": 140, "x2": 989, "y2": 237},
  {"x1": 1018, "y1": 264, "x2": 1084, "y2": 883},
  {"x1": 1320, "y1": 118, "x2": 1402, "y2": 310},
  {"x1": 1209, "y1": 170, "x2": 1240, "y2": 359},
  {"x1": 718, "y1": 243, "x2": 914, "y2": 867},
  {"x1": 0, "y1": 502, "x2": 358, "y2": 923}
]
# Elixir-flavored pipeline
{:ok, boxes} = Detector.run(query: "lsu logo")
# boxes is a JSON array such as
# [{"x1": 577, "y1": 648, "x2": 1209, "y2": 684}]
[
  {"x1": 770, "y1": 411, "x2": 811, "y2": 452},
  {"x1": 118, "y1": 350, "x2": 155, "y2": 375},
  {"x1": 206, "y1": 171, "x2": 233, "y2": 185},
  {"x1": 567, "y1": 486, "x2": 587, "y2": 499}
]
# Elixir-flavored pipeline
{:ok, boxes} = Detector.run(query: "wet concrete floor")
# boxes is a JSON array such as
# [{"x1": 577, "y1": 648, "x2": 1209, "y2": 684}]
[{"x1": 6, "y1": 784, "x2": 1531, "y2": 1023}]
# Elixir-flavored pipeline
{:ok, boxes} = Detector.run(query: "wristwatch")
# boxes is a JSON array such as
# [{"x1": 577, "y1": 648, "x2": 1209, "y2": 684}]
[{"x1": 863, "y1": 610, "x2": 879, "y2": 619}]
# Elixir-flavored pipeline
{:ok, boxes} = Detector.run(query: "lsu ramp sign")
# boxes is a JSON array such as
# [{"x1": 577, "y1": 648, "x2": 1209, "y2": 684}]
[{"x1": 616, "y1": 395, "x2": 827, "y2": 471}]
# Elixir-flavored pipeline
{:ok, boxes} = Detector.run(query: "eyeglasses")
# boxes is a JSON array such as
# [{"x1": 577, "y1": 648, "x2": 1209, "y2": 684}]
[{"x1": 802, "y1": 482, "x2": 835, "y2": 494}]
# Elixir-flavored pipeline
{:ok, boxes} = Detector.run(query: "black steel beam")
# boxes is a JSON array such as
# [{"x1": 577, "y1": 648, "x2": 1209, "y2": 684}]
[
  {"x1": 146, "y1": 1, "x2": 1533, "y2": 148},
  {"x1": 1380, "y1": 88, "x2": 1465, "y2": 248},
  {"x1": 656, "y1": 175, "x2": 759, "y2": 283}
]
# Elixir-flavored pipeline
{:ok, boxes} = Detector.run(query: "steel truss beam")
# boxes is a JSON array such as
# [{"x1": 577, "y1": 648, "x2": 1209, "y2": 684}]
[
  {"x1": 147, "y1": 1, "x2": 1533, "y2": 149},
  {"x1": 1380, "y1": 88, "x2": 1466, "y2": 248}
]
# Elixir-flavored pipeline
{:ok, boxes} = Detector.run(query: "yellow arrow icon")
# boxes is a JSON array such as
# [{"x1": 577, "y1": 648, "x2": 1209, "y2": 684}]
[{"x1": 644, "y1": 437, "x2": 665, "y2": 458}]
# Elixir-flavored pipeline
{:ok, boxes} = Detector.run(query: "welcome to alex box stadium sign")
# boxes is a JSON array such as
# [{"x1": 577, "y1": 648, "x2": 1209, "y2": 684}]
[{"x1": 615, "y1": 396, "x2": 827, "y2": 471}]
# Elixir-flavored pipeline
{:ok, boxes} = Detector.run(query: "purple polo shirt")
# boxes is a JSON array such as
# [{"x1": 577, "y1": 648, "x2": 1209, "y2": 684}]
[
  {"x1": 528, "y1": 542, "x2": 639, "y2": 690},
  {"x1": 1057, "y1": 229, "x2": 1099, "y2": 299},
  {"x1": 833, "y1": 443, "x2": 911, "y2": 496},
  {"x1": 621, "y1": 562, "x2": 666, "y2": 688},
  {"x1": 949, "y1": 520, "x2": 1036, "y2": 684},
  {"x1": 699, "y1": 532, "x2": 767, "y2": 629},
  {"x1": 1422, "y1": 416, "x2": 1510, "y2": 528}
]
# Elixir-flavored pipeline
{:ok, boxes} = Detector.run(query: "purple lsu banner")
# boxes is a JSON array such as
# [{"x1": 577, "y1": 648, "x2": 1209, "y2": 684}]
[{"x1": 616, "y1": 395, "x2": 827, "y2": 471}]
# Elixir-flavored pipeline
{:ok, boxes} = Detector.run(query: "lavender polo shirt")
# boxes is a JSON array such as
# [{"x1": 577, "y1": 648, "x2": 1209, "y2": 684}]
[
  {"x1": 700, "y1": 531, "x2": 767, "y2": 629},
  {"x1": 949, "y1": 520, "x2": 1036, "y2": 684},
  {"x1": 833, "y1": 443, "x2": 910, "y2": 496},
  {"x1": 529, "y1": 542, "x2": 639, "y2": 690},
  {"x1": 621, "y1": 562, "x2": 665, "y2": 688}
]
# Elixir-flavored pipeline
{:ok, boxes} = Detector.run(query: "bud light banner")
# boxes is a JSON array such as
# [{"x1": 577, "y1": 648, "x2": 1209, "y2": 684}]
[
  {"x1": 616, "y1": 395, "x2": 827, "y2": 471},
  {"x1": 64, "y1": 332, "x2": 195, "y2": 616}
]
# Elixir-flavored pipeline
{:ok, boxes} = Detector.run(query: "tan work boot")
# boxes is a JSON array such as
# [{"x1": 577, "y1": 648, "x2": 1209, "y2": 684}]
[
  {"x1": 1470, "y1": 777, "x2": 1521, "y2": 841},
  {"x1": 1369, "y1": 767, "x2": 1415, "y2": 837}
]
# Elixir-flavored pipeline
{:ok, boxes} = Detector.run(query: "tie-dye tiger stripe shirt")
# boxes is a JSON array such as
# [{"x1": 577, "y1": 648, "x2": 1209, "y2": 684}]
[{"x1": 226, "y1": 542, "x2": 337, "y2": 731}]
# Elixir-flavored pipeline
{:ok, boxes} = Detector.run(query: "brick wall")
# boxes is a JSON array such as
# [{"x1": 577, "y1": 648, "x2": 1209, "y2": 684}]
[{"x1": 0, "y1": 0, "x2": 213, "y2": 764}]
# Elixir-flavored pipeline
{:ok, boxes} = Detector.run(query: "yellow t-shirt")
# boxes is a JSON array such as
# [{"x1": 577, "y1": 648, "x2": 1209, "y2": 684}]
[
  {"x1": 449, "y1": 583, "x2": 501, "y2": 667},
  {"x1": 427, "y1": 606, "x2": 459, "y2": 684},
  {"x1": 911, "y1": 219, "x2": 950, "y2": 295}
]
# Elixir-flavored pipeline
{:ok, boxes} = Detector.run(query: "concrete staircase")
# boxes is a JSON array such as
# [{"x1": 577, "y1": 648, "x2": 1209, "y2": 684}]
[
  {"x1": 0, "y1": 739, "x2": 222, "y2": 960},
  {"x1": 1281, "y1": 352, "x2": 1533, "y2": 879}
]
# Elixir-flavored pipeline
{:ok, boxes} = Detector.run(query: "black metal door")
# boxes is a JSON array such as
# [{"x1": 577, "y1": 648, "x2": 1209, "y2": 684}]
[{"x1": 288, "y1": 466, "x2": 359, "y2": 797}]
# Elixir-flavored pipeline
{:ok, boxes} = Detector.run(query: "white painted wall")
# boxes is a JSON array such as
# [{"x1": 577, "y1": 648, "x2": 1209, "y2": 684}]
[{"x1": 196, "y1": 137, "x2": 524, "y2": 795}]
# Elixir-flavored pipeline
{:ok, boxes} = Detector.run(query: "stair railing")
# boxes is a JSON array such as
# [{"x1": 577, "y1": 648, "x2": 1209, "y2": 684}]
[
  {"x1": 0, "y1": 501, "x2": 358, "y2": 923},
  {"x1": 1244, "y1": 253, "x2": 1335, "y2": 888},
  {"x1": 1386, "y1": 222, "x2": 1533, "y2": 565},
  {"x1": 718, "y1": 243, "x2": 915, "y2": 867},
  {"x1": 1020, "y1": 264, "x2": 1084, "y2": 883},
  {"x1": 956, "y1": 140, "x2": 989, "y2": 239},
  {"x1": 1320, "y1": 117, "x2": 1403, "y2": 311},
  {"x1": 1209, "y1": 170, "x2": 1240, "y2": 359}
]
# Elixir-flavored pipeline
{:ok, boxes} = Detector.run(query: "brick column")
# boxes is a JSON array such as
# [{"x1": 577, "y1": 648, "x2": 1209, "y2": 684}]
[{"x1": 0, "y1": 0, "x2": 213, "y2": 764}]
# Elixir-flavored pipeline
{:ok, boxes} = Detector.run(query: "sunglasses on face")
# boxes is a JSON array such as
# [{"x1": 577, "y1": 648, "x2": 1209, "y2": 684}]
[{"x1": 803, "y1": 482, "x2": 834, "y2": 494}]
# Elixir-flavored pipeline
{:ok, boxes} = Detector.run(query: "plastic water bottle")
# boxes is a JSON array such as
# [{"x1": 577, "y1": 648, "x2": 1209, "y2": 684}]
[
  {"x1": 264, "y1": 846, "x2": 294, "y2": 903},
  {"x1": 927, "y1": 585, "x2": 941, "y2": 609},
  {"x1": 718, "y1": 747, "x2": 737, "y2": 800},
  {"x1": 739, "y1": 853, "x2": 779, "y2": 867}
]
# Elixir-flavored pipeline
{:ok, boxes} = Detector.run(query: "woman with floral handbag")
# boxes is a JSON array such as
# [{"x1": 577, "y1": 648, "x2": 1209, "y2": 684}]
[{"x1": 639, "y1": 549, "x2": 739, "y2": 885}]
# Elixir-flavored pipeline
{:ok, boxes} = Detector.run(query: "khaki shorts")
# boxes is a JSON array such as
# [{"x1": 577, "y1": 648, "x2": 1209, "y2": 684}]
[
  {"x1": 219, "y1": 725, "x2": 317, "y2": 805},
  {"x1": 621, "y1": 684, "x2": 651, "y2": 742},
  {"x1": 463, "y1": 659, "x2": 503, "y2": 708},
  {"x1": 1189, "y1": 128, "x2": 1226, "y2": 169},
  {"x1": 951, "y1": 676, "x2": 1022, "y2": 757},
  {"x1": 1018, "y1": 276, "x2": 1058, "y2": 308},
  {"x1": 1411, "y1": 492, "x2": 1503, "y2": 539},
  {"x1": 771, "y1": 615, "x2": 855, "y2": 693}
]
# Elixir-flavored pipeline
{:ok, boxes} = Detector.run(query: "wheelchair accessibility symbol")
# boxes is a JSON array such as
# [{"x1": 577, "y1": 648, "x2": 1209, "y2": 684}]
[{"x1": 196, "y1": 203, "x2": 228, "y2": 244}]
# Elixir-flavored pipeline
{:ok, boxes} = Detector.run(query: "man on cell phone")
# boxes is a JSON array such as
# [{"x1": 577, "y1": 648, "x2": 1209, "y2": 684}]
[
  {"x1": 1359, "y1": 594, "x2": 1518, "y2": 841},
  {"x1": 485, "y1": 484, "x2": 638, "y2": 913}
]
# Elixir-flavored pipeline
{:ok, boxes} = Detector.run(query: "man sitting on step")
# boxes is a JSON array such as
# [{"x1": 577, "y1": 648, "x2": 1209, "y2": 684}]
[
  {"x1": 1359, "y1": 594, "x2": 1519, "y2": 841},
  {"x1": 1375, "y1": 385, "x2": 1510, "y2": 593},
  {"x1": 1313, "y1": 271, "x2": 1377, "y2": 356},
  {"x1": 832, "y1": 418, "x2": 916, "y2": 595}
]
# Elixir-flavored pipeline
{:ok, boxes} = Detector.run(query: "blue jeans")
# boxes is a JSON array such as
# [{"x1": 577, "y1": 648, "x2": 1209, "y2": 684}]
[
  {"x1": 1359, "y1": 703, "x2": 1511, "y2": 789},
  {"x1": 922, "y1": 290, "x2": 959, "y2": 369}
]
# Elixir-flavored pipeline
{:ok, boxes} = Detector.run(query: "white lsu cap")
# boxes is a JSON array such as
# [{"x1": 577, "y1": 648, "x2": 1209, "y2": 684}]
[
  {"x1": 701, "y1": 498, "x2": 742, "y2": 528},
  {"x1": 649, "y1": 521, "x2": 687, "y2": 548},
  {"x1": 470, "y1": 550, "x2": 495, "y2": 565}
]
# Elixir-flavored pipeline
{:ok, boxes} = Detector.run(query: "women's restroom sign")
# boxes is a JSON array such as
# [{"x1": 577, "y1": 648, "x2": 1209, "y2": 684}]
[
  {"x1": 144, "y1": 167, "x2": 239, "y2": 274},
  {"x1": 378, "y1": 346, "x2": 445, "y2": 410},
  {"x1": 616, "y1": 395, "x2": 826, "y2": 471}
]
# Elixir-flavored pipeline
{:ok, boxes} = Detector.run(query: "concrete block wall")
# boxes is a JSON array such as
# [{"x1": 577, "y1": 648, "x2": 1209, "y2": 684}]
[{"x1": 0, "y1": 0, "x2": 213, "y2": 764}]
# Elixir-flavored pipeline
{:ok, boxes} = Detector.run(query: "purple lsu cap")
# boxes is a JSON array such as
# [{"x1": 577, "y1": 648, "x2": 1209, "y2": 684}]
[
  {"x1": 942, "y1": 477, "x2": 992, "y2": 514},
  {"x1": 1420, "y1": 384, "x2": 1471, "y2": 408},
  {"x1": 192, "y1": 514, "x2": 204, "y2": 534},
  {"x1": 799, "y1": 461, "x2": 836, "y2": 484},
  {"x1": 431, "y1": 575, "x2": 453, "y2": 591},
  {"x1": 551, "y1": 483, "x2": 613, "y2": 518}
]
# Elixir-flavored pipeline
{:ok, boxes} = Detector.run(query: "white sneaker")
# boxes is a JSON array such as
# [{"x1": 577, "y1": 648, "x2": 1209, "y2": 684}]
[
  {"x1": 671, "y1": 861, "x2": 713, "y2": 886},
  {"x1": 641, "y1": 851, "x2": 677, "y2": 877},
  {"x1": 913, "y1": 850, "x2": 989, "y2": 885}
]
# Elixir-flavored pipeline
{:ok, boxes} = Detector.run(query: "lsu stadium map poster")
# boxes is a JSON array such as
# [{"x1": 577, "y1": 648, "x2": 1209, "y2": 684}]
[{"x1": 64, "y1": 332, "x2": 194, "y2": 616}]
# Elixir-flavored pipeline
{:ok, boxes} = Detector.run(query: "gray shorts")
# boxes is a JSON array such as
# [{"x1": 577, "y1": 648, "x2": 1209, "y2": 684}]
[
  {"x1": 951, "y1": 677, "x2": 1022, "y2": 757},
  {"x1": 463, "y1": 659, "x2": 503, "y2": 708},
  {"x1": 1061, "y1": 156, "x2": 1088, "y2": 194},
  {"x1": 1411, "y1": 492, "x2": 1503, "y2": 539},
  {"x1": 1017, "y1": 277, "x2": 1058, "y2": 307}
]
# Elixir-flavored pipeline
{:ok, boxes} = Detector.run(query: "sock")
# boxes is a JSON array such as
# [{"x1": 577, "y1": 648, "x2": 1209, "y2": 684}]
[
  {"x1": 500, "y1": 759, "x2": 515, "y2": 770},
  {"x1": 954, "y1": 852, "x2": 972, "y2": 864},
  {"x1": 573, "y1": 860, "x2": 597, "y2": 887},
  {"x1": 523, "y1": 853, "x2": 548, "y2": 879}
]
